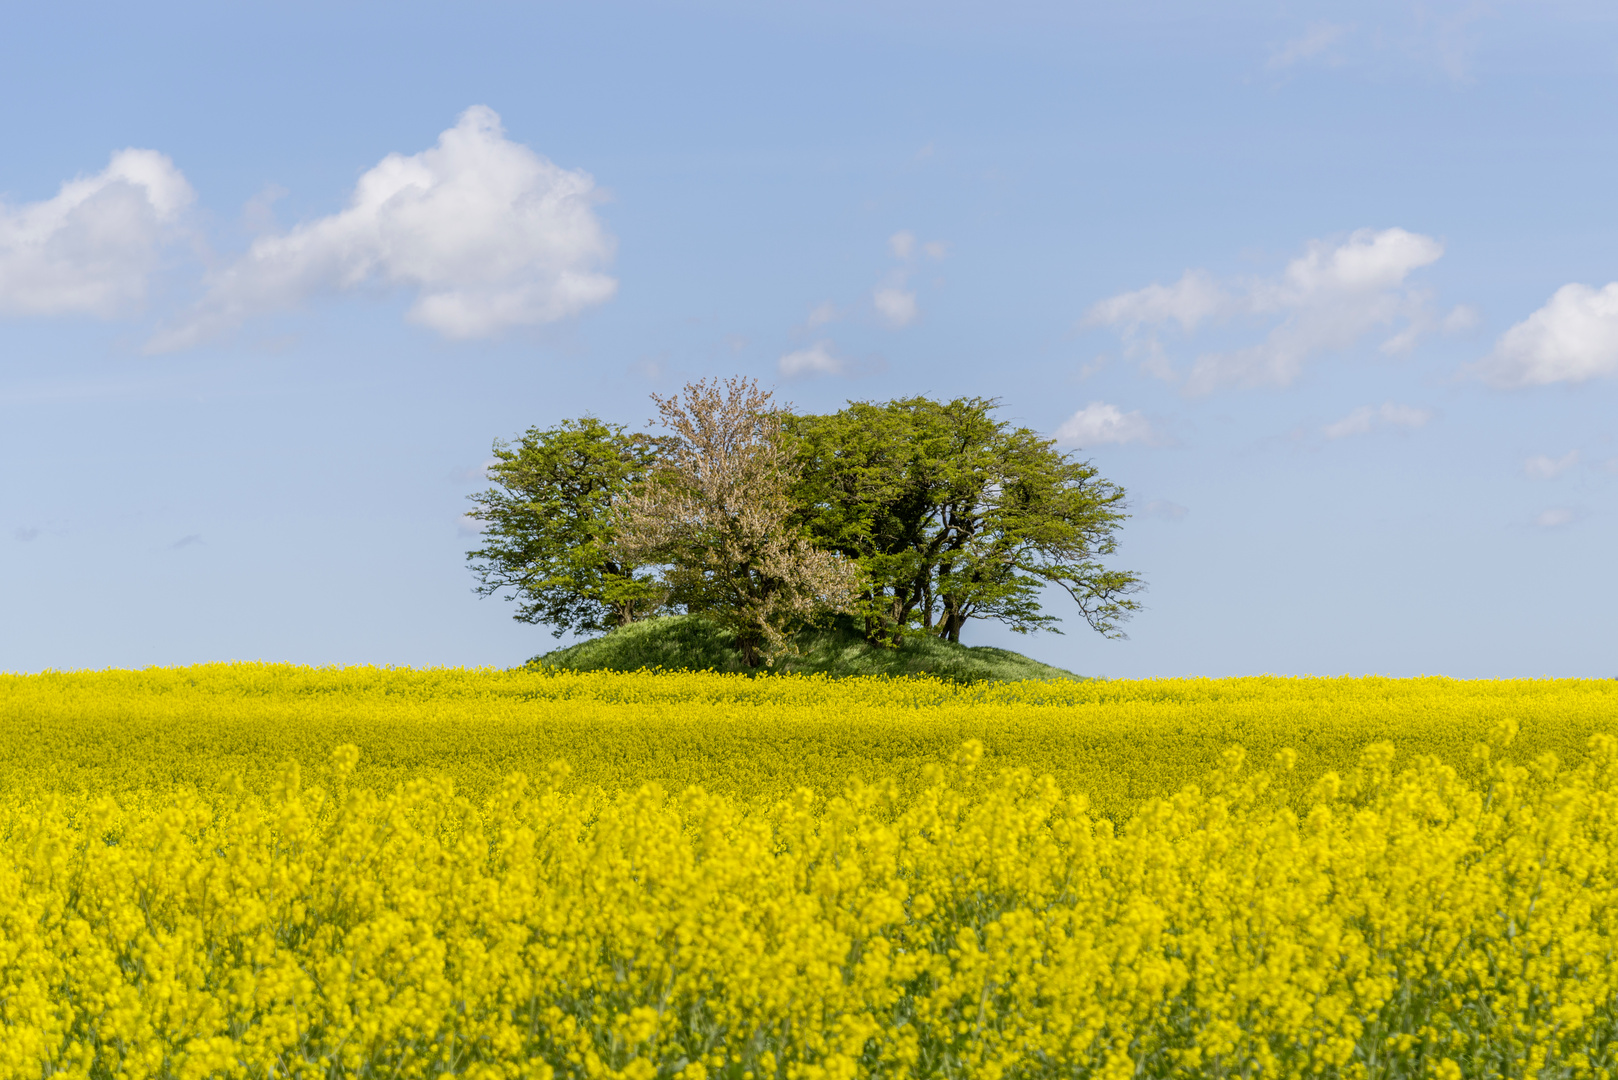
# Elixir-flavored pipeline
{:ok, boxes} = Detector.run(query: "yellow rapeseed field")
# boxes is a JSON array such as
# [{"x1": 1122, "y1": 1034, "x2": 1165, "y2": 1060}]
[
  {"x1": 4, "y1": 663, "x2": 1617, "y2": 816},
  {"x1": 2, "y1": 665, "x2": 1617, "y2": 1078}
]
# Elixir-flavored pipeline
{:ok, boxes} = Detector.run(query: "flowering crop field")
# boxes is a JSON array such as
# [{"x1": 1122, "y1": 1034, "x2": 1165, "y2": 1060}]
[{"x1": 2, "y1": 666, "x2": 1618, "y2": 1079}]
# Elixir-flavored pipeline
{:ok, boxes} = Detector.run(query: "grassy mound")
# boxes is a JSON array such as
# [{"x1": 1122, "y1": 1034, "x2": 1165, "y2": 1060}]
[{"x1": 528, "y1": 614, "x2": 1085, "y2": 682}]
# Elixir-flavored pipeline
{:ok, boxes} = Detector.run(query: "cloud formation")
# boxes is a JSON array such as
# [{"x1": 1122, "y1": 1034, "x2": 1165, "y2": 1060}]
[
  {"x1": 1524, "y1": 451, "x2": 1579, "y2": 480},
  {"x1": 1535, "y1": 507, "x2": 1575, "y2": 529},
  {"x1": 1055, "y1": 402, "x2": 1158, "y2": 446},
  {"x1": 1321, "y1": 402, "x2": 1432, "y2": 440},
  {"x1": 868, "y1": 229, "x2": 945, "y2": 329},
  {"x1": 1474, "y1": 283, "x2": 1618, "y2": 387},
  {"x1": 778, "y1": 340, "x2": 846, "y2": 378},
  {"x1": 1087, "y1": 228, "x2": 1444, "y2": 394},
  {"x1": 149, "y1": 106, "x2": 615, "y2": 351},
  {"x1": 873, "y1": 287, "x2": 918, "y2": 327},
  {"x1": 0, "y1": 149, "x2": 194, "y2": 318}
]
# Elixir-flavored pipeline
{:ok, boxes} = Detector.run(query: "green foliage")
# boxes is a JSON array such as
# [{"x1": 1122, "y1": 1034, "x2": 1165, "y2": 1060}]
[
  {"x1": 465, "y1": 417, "x2": 668, "y2": 636},
  {"x1": 468, "y1": 389, "x2": 1145, "y2": 654},
  {"x1": 785, "y1": 396, "x2": 1144, "y2": 644},
  {"x1": 529, "y1": 613, "x2": 1085, "y2": 682}
]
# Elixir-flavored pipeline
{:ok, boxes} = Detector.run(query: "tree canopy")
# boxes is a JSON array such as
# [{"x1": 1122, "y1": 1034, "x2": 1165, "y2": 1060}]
[
  {"x1": 614, "y1": 378, "x2": 860, "y2": 667},
  {"x1": 785, "y1": 396, "x2": 1143, "y2": 644},
  {"x1": 464, "y1": 417, "x2": 667, "y2": 637},
  {"x1": 468, "y1": 384, "x2": 1143, "y2": 654}
]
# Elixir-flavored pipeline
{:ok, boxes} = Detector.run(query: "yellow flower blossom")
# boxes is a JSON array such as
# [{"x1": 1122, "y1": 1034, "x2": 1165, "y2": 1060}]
[{"x1": 0, "y1": 667, "x2": 1617, "y2": 1075}]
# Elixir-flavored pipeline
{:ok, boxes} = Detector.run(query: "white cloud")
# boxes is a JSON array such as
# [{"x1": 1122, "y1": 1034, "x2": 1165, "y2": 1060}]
[
  {"x1": 873, "y1": 287, "x2": 918, "y2": 328},
  {"x1": 1379, "y1": 403, "x2": 1433, "y2": 429},
  {"x1": 1442, "y1": 304, "x2": 1480, "y2": 333},
  {"x1": 778, "y1": 340, "x2": 846, "y2": 378},
  {"x1": 1055, "y1": 402, "x2": 1158, "y2": 446},
  {"x1": 865, "y1": 230, "x2": 945, "y2": 328},
  {"x1": 458, "y1": 513, "x2": 487, "y2": 536},
  {"x1": 1088, "y1": 228, "x2": 1444, "y2": 394},
  {"x1": 149, "y1": 106, "x2": 615, "y2": 351},
  {"x1": 1313, "y1": 408, "x2": 1365, "y2": 437},
  {"x1": 1322, "y1": 401, "x2": 1433, "y2": 440},
  {"x1": 0, "y1": 149, "x2": 194, "y2": 317},
  {"x1": 1474, "y1": 283, "x2": 1618, "y2": 387},
  {"x1": 1086, "y1": 269, "x2": 1226, "y2": 335},
  {"x1": 1535, "y1": 507, "x2": 1575, "y2": 529},
  {"x1": 1524, "y1": 450, "x2": 1579, "y2": 480},
  {"x1": 805, "y1": 301, "x2": 839, "y2": 328},
  {"x1": 1321, "y1": 407, "x2": 1376, "y2": 439},
  {"x1": 1268, "y1": 23, "x2": 1349, "y2": 69}
]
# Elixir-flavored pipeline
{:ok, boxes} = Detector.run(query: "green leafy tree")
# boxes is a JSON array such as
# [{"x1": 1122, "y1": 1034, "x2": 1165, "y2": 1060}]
[
  {"x1": 786, "y1": 396, "x2": 1143, "y2": 644},
  {"x1": 465, "y1": 417, "x2": 668, "y2": 636}
]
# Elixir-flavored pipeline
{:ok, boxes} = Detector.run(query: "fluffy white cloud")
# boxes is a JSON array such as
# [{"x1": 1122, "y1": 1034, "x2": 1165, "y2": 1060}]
[
  {"x1": 778, "y1": 340, "x2": 846, "y2": 378},
  {"x1": 866, "y1": 230, "x2": 947, "y2": 329},
  {"x1": 873, "y1": 287, "x2": 918, "y2": 327},
  {"x1": 805, "y1": 301, "x2": 839, "y2": 328},
  {"x1": 149, "y1": 106, "x2": 615, "y2": 351},
  {"x1": 1322, "y1": 401, "x2": 1433, "y2": 440},
  {"x1": 1474, "y1": 283, "x2": 1618, "y2": 387},
  {"x1": 1055, "y1": 402, "x2": 1158, "y2": 446},
  {"x1": 1086, "y1": 269, "x2": 1226, "y2": 335},
  {"x1": 1088, "y1": 228, "x2": 1444, "y2": 394},
  {"x1": 1524, "y1": 450, "x2": 1579, "y2": 479},
  {"x1": 0, "y1": 149, "x2": 194, "y2": 317}
]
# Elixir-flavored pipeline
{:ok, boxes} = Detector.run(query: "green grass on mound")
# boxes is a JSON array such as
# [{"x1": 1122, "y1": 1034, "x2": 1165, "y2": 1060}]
[{"x1": 528, "y1": 614, "x2": 1085, "y2": 682}]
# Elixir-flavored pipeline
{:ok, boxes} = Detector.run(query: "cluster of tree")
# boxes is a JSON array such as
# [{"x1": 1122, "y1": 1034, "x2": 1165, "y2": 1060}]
[{"x1": 466, "y1": 377, "x2": 1143, "y2": 666}]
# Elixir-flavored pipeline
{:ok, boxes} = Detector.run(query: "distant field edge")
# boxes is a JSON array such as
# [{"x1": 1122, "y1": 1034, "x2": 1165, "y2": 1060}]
[{"x1": 527, "y1": 613, "x2": 1088, "y2": 682}]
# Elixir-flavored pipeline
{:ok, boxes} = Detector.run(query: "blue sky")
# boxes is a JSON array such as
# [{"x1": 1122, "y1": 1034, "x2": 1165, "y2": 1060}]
[{"x1": 3, "y1": 1, "x2": 1615, "y2": 677}]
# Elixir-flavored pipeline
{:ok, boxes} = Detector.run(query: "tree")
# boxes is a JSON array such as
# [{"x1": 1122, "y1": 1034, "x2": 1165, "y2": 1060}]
[
  {"x1": 615, "y1": 378, "x2": 860, "y2": 667},
  {"x1": 465, "y1": 417, "x2": 667, "y2": 637},
  {"x1": 785, "y1": 396, "x2": 1143, "y2": 644}
]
